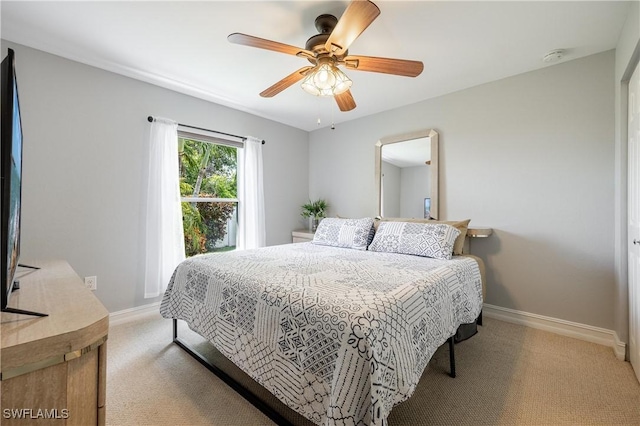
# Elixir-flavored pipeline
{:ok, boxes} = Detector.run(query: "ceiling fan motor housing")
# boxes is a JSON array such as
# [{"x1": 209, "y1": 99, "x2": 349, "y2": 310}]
[{"x1": 305, "y1": 14, "x2": 348, "y2": 61}]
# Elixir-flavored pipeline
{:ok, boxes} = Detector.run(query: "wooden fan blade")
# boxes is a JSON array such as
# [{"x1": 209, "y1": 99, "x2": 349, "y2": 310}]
[
  {"x1": 343, "y1": 55, "x2": 423, "y2": 77},
  {"x1": 260, "y1": 66, "x2": 314, "y2": 98},
  {"x1": 228, "y1": 33, "x2": 315, "y2": 60},
  {"x1": 325, "y1": 0, "x2": 380, "y2": 57},
  {"x1": 335, "y1": 90, "x2": 356, "y2": 112}
]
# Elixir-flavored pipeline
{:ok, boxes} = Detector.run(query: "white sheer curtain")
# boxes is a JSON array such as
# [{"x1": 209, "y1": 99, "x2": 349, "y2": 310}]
[
  {"x1": 236, "y1": 136, "x2": 265, "y2": 250},
  {"x1": 143, "y1": 118, "x2": 186, "y2": 298}
]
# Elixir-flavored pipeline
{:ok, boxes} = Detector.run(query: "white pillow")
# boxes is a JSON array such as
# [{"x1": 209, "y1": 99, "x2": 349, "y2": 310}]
[
  {"x1": 312, "y1": 217, "x2": 375, "y2": 250},
  {"x1": 368, "y1": 221, "x2": 460, "y2": 260}
]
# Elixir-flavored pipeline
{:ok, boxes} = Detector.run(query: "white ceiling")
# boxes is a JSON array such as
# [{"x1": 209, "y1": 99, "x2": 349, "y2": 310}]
[
  {"x1": 1, "y1": 1, "x2": 631, "y2": 132},
  {"x1": 382, "y1": 137, "x2": 430, "y2": 168}
]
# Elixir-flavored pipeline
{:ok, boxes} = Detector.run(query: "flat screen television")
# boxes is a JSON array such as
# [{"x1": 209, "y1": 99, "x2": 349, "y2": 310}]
[{"x1": 1, "y1": 48, "x2": 45, "y2": 317}]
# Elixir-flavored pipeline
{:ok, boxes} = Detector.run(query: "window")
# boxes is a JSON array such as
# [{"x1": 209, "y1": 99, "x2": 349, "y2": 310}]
[{"x1": 178, "y1": 132, "x2": 239, "y2": 256}]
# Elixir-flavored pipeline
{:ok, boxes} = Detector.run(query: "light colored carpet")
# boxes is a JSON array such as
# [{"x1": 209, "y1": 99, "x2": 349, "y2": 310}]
[{"x1": 106, "y1": 312, "x2": 640, "y2": 425}]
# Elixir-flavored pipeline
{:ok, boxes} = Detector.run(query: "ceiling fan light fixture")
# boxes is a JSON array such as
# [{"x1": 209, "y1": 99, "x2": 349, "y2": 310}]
[
  {"x1": 301, "y1": 63, "x2": 352, "y2": 97},
  {"x1": 229, "y1": 0, "x2": 419, "y2": 112}
]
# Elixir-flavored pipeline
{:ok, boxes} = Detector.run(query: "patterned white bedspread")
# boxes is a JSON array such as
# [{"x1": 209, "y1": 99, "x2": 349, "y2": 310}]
[{"x1": 160, "y1": 242, "x2": 482, "y2": 426}]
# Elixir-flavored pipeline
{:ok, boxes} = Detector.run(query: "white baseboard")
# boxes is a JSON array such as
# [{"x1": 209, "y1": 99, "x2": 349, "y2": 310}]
[
  {"x1": 613, "y1": 331, "x2": 627, "y2": 361},
  {"x1": 109, "y1": 302, "x2": 161, "y2": 327},
  {"x1": 483, "y1": 303, "x2": 626, "y2": 361}
]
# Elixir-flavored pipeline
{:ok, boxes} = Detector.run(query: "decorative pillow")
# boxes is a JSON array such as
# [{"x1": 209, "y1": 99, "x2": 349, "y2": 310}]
[
  {"x1": 368, "y1": 221, "x2": 460, "y2": 260},
  {"x1": 374, "y1": 217, "x2": 470, "y2": 255},
  {"x1": 312, "y1": 217, "x2": 375, "y2": 250}
]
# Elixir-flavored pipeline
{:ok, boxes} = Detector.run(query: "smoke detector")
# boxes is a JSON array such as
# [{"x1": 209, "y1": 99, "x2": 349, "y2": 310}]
[{"x1": 543, "y1": 49, "x2": 564, "y2": 63}]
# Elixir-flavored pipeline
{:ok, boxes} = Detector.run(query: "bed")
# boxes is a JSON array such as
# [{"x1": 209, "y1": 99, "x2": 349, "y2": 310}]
[{"x1": 160, "y1": 218, "x2": 484, "y2": 426}]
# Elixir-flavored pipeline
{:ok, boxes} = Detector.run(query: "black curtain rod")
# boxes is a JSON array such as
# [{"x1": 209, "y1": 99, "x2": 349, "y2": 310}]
[{"x1": 147, "y1": 116, "x2": 265, "y2": 145}]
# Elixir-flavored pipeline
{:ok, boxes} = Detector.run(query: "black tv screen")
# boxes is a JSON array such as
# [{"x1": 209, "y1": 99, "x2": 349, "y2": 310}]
[
  {"x1": 1, "y1": 49, "x2": 44, "y2": 317},
  {"x1": 1, "y1": 48, "x2": 24, "y2": 310}
]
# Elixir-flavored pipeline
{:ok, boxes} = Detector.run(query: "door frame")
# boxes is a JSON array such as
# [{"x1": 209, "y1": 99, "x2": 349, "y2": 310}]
[
  {"x1": 627, "y1": 59, "x2": 640, "y2": 381},
  {"x1": 618, "y1": 43, "x2": 640, "y2": 363}
]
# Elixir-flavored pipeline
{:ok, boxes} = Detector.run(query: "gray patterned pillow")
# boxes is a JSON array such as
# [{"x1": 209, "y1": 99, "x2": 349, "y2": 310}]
[
  {"x1": 312, "y1": 217, "x2": 375, "y2": 250},
  {"x1": 368, "y1": 221, "x2": 460, "y2": 260}
]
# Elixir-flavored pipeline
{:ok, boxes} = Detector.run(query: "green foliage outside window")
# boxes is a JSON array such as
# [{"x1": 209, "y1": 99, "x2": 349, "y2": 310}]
[{"x1": 179, "y1": 138, "x2": 237, "y2": 256}]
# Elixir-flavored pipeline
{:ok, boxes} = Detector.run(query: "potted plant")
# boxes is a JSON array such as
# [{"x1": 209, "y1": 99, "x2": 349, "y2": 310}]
[{"x1": 301, "y1": 199, "x2": 328, "y2": 231}]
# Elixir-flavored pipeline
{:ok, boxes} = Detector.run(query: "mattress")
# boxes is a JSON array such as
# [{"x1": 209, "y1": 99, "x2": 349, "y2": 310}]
[{"x1": 160, "y1": 242, "x2": 483, "y2": 425}]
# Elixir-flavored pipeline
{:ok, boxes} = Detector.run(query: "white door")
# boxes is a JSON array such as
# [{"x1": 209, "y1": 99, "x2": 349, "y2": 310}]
[{"x1": 629, "y1": 61, "x2": 640, "y2": 383}]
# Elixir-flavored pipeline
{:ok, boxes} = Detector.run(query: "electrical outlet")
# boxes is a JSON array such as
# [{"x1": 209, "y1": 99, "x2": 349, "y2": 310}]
[{"x1": 84, "y1": 276, "x2": 97, "y2": 291}]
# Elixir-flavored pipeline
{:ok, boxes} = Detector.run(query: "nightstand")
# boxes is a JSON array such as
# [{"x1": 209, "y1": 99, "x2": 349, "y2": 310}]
[
  {"x1": 292, "y1": 229, "x2": 315, "y2": 243},
  {"x1": 463, "y1": 227, "x2": 493, "y2": 253},
  {"x1": 467, "y1": 227, "x2": 493, "y2": 238}
]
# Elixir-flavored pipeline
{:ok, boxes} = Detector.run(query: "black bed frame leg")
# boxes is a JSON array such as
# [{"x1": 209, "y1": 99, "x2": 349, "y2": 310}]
[
  {"x1": 171, "y1": 319, "x2": 294, "y2": 426},
  {"x1": 477, "y1": 310, "x2": 483, "y2": 326},
  {"x1": 448, "y1": 336, "x2": 456, "y2": 378}
]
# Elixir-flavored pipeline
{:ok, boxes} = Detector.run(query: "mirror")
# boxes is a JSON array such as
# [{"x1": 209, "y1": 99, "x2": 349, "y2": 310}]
[{"x1": 375, "y1": 129, "x2": 439, "y2": 219}]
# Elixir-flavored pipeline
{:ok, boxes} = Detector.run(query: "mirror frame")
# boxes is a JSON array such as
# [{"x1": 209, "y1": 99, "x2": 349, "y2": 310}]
[{"x1": 375, "y1": 129, "x2": 439, "y2": 220}]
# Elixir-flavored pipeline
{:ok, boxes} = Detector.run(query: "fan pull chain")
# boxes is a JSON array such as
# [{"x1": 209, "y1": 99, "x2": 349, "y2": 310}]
[{"x1": 331, "y1": 104, "x2": 335, "y2": 130}]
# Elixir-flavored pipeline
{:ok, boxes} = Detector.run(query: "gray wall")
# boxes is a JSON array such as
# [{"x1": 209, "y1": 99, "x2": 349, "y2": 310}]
[
  {"x1": 310, "y1": 51, "x2": 616, "y2": 330},
  {"x1": 2, "y1": 41, "x2": 309, "y2": 313},
  {"x1": 400, "y1": 166, "x2": 430, "y2": 218},
  {"x1": 381, "y1": 161, "x2": 400, "y2": 217}
]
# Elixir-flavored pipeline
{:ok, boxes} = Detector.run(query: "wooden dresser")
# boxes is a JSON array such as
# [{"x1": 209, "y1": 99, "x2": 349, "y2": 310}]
[{"x1": 0, "y1": 260, "x2": 109, "y2": 425}]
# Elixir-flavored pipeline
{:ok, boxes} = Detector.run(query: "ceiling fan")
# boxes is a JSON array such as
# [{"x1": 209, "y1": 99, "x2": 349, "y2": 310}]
[{"x1": 228, "y1": 0, "x2": 424, "y2": 112}]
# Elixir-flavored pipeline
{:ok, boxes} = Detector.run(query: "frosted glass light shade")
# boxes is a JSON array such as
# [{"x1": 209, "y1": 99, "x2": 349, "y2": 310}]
[{"x1": 301, "y1": 63, "x2": 352, "y2": 97}]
